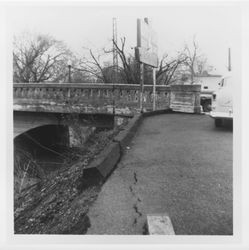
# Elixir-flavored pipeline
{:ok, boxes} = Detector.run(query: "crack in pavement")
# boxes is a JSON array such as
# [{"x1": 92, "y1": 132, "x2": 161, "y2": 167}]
[
  {"x1": 133, "y1": 204, "x2": 142, "y2": 217},
  {"x1": 129, "y1": 171, "x2": 143, "y2": 227},
  {"x1": 134, "y1": 172, "x2": 138, "y2": 184}
]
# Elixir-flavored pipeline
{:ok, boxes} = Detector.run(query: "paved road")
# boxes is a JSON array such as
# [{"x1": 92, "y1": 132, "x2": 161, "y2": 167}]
[{"x1": 86, "y1": 113, "x2": 233, "y2": 235}]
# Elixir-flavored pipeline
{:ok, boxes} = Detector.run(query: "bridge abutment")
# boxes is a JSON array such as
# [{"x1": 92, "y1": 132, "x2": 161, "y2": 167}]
[{"x1": 68, "y1": 126, "x2": 96, "y2": 148}]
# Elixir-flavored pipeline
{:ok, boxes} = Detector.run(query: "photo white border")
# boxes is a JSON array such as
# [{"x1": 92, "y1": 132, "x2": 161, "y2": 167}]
[{"x1": 1, "y1": 1, "x2": 248, "y2": 249}]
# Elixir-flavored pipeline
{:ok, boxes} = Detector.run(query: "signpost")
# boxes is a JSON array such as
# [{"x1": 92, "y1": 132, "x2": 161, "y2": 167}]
[
  {"x1": 135, "y1": 18, "x2": 158, "y2": 111},
  {"x1": 152, "y1": 68, "x2": 156, "y2": 110}
]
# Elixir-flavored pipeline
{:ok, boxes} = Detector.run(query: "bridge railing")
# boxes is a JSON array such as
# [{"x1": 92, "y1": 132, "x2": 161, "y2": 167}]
[{"x1": 13, "y1": 83, "x2": 171, "y2": 115}]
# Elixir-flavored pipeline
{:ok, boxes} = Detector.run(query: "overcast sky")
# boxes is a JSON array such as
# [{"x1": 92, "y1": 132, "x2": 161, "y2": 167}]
[{"x1": 7, "y1": 4, "x2": 241, "y2": 75}]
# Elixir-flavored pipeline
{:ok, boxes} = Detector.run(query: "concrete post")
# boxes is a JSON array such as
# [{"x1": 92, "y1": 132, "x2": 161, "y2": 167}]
[
  {"x1": 152, "y1": 68, "x2": 156, "y2": 111},
  {"x1": 139, "y1": 63, "x2": 144, "y2": 112},
  {"x1": 169, "y1": 84, "x2": 201, "y2": 113}
]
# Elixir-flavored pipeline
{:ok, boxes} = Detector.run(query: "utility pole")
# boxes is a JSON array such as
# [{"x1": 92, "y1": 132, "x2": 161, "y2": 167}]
[
  {"x1": 112, "y1": 18, "x2": 118, "y2": 115},
  {"x1": 112, "y1": 18, "x2": 118, "y2": 82},
  {"x1": 137, "y1": 18, "x2": 144, "y2": 112},
  {"x1": 228, "y1": 48, "x2": 231, "y2": 72}
]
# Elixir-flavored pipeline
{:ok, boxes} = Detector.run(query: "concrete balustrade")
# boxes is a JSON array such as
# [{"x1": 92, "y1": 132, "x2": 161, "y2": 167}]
[
  {"x1": 13, "y1": 83, "x2": 171, "y2": 115},
  {"x1": 14, "y1": 83, "x2": 201, "y2": 116}
]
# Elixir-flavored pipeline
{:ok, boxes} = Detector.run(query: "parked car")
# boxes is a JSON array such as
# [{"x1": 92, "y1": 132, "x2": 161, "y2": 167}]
[{"x1": 209, "y1": 75, "x2": 233, "y2": 127}]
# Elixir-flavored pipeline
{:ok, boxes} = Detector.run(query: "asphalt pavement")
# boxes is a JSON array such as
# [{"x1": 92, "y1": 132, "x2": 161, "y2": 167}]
[{"x1": 86, "y1": 113, "x2": 233, "y2": 235}]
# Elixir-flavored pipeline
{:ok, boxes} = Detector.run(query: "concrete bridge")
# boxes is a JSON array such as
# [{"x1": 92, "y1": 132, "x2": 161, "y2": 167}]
[{"x1": 13, "y1": 83, "x2": 201, "y2": 140}]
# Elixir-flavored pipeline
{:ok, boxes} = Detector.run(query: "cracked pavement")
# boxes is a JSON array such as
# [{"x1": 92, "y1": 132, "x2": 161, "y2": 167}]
[{"x1": 86, "y1": 113, "x2": 233, "y2": 235}]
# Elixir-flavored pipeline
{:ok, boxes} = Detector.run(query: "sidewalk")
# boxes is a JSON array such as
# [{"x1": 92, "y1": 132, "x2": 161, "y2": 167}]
[{"x1": 86, "y1": 113, "x2": 233, "y2": 235}]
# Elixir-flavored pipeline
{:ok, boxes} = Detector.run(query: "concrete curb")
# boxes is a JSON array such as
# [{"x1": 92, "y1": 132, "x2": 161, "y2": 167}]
[
  {"x1": 84, "y1": 141, "x2": 121, "y2": 179},
  {"x1": 84, "y1": 109, "x2": 171, "y2": 179},
  {"x1": 113, "y1": 114, "x2": 143, "y2": 152},
  {"x1": 142, "y1": 108, "x2": 173, "y2": 117}
]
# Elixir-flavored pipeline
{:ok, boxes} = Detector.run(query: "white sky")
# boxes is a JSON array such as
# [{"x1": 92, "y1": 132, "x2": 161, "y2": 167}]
[{"x1": 7, "y1": 4, "x2": 241, "y2": 75}]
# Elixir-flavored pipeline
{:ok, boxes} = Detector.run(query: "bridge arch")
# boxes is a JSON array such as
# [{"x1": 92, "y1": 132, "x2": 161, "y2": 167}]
[
  {"x1": 14, "y1": 124, "x2": 70, "y2": 152},
  {"x1": 14, "y1": 111, "x2": 115, "y2": 139},
  {"x1": 14, "y1": 111, "x2": 64, "y2": 139}
]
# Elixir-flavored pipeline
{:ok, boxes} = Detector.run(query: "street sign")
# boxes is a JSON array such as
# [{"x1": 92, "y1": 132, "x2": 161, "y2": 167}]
[{"x1": 136, "y1": 18, "x2": 158, "y2": 67}]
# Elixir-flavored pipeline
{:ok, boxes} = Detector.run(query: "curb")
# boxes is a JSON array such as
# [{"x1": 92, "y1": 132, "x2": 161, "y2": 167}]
[
  {"x1": 113, "y1": 114, "x2": 143, "y2": 152},
  {"x1": 84, "y1": 141, "x2": 120, "y2": 179},
  {"x1": 142, "y1": 108, "x2": 173, "y2": 117},
  {"x1": 83, "y1": 109, "x2": 171, "y2": 179}
]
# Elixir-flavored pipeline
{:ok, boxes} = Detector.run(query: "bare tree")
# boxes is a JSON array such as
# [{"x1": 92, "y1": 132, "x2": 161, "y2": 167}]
[
  {"x1": 76, "y1": 38, "x2": 139, "y2": 84},
  {"x1": 76, "y1": 37, "x2": 191, "y2": 86},
  {"x1": 70, "y1": 69, "x2": 95, "y2": 83},
  {"x1": 112, "y1": 37, "x2": 187, "y2": 85},
  {"x1": 111, "y1": 37, "x2": 139, "y2": 84},
  {"x1": 156, "y1": 53, "x2": 188, "y2": 85},
  {"x1": 183, "y1": 36, "x2": 199, "y2": 83},
  {"x1": 195, "y1": 55, "x2": 213, "y2": 76},
  {"x1": 75, "y1": 48, "x2": 109, "y2": 83},
  {"x1": 183, "y1": 36, "x2": 213, "y2": 83},
  {"x1": 13, "y1": 32, "x2": 71, "y2": 83}
]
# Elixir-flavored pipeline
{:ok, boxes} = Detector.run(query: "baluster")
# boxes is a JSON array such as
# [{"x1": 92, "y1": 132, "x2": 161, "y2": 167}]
[
  {"x1": 134, "y1": 90, "x2": 137, "y2": 102},
  {"x1": 48, "y1": 88, "x2": 52, "y2": 99},
  {"x1": 19, "y1": 87, "x2": 22, "y2": 98},
  {"x1": 51, "y1": 88, "x2": 54, "y2": 99},
  {"x1": 79, "y1": 89, "x2": 84, "y2": 101},
  {"x1": 31, "y1": 87, "x2": 34, "y2": 98},
  {"x1": 53, "y1": 88, "x2": 57, "y2": 99},
  {"x1": 74, "y1": 88, "x2": 78, "y2": 99},
  {"x1": 60, "y1": 89, "x2": 63, "y2": 100},
  {"x1": 38, "y1": 88, "x2": 42, "y2": 98},
  {"x1": 130, "y1": 90, "x2": 134, "y2": 102},
  {"x1": 26, "y1": 88, "x2": 29, "y2": 98},
  {"x1": 34, "y1": 88, "x2": 38, "y2": 98},
  {"x1": 32, "y1": 88, "x2": 36, "y2": 98},
  {"x1": 127, "y1": 90, "x2": 130, "y2": 102},
  {"x1": 13, "y1": 88, "x2": 16, "y2": 98},
  {"x1": 41, "y1": 88, "x2": 45, "y2": 98},
  {"x1": 67, "y1": 88, "x2": 71, "y2": 98},
  {"x1": 23, "y1": 88, "x2": 27, "y2": 98},
  {"x1": 71, "y1": 88, "x2": 75, "y2": 100},
  {"x1": 83, "y1": 89, "x2": 88, "y2": 98},
  {"x1": 15, "y1": 88, "x2": 19, "y2": 98},
  {"x1": 46, "y1": 88, "x2": 49, "y2": 99}
]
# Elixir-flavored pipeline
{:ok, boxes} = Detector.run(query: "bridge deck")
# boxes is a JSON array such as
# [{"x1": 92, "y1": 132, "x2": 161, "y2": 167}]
[{"x1": 86, "y1": 113, "x2": 233, "y2": 235}]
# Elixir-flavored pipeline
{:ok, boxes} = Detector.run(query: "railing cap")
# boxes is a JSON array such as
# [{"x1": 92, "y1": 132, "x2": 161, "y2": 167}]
[{"x1": 13, "y1": 83, "x2": 171, "y2": 90}]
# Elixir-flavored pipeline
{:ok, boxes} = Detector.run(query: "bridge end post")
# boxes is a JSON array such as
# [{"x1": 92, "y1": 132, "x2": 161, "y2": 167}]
[{"x1": 169, "y1": 84, "x2": 202, "y2": 114}]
